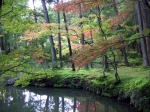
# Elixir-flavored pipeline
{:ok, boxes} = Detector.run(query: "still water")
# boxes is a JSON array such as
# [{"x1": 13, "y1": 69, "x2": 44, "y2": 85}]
[{"x1": 0, "y1": 86, "x2": 137, "y2": 112}]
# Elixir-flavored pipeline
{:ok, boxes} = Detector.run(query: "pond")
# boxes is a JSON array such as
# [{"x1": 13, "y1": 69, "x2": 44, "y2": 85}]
[{"x1": 0, "y1": 86, "x2": 137, "y2": 112}]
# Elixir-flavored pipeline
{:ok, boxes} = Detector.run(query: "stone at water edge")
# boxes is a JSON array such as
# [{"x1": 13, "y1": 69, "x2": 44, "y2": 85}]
[{"x1": 7, "y1": 77, "x2": 19, "y2": 86}]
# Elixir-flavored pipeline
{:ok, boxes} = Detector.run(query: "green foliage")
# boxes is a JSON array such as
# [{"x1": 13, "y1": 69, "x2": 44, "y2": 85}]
[
  {"x1": 1, "y1": 0, "x2": 33, "y2": 34},
  {"x1": 14, "y1": 69, "x2": 54, "y2": 87},
  {"x1": 0, "y1": 86, "x2": 10, "y2": 100},
  {"x1": 72, "y1": 17, "x2": 89, "y2": 25},
  {"x1": 0, "y1": 48, "x2": 51, "y2": 84},
  {"x1": 142, "y1": 29, "x2": 150, "y2": 37},
  {"x1": 127, "y1": 51, "x2": 142, "y2": 66},
  {"x1": 0, "y1": 87, "x2": 5, "y2": 100},
  {"x1": 128, "y1": 33, "x2": 139, "y2": 44}
]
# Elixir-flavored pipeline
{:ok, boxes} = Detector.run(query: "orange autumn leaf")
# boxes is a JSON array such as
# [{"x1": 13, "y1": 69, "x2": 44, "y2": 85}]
[{"x1": 37, "y1": 57, "x2": 43, "y2": 63}]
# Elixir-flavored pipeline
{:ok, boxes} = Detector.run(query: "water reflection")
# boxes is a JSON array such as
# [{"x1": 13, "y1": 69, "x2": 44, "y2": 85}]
[{"x1": 0, "y1": 86, "x2": 137, "y2": 112}]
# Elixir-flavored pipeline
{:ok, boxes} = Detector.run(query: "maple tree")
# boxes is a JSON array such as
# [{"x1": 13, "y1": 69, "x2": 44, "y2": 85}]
[
  {"x1": 55, "y1": 0, "x2": 105, "y2": 14},
  {"x1": 55, "y1": 0, "x2": 124, "y2": 79}
]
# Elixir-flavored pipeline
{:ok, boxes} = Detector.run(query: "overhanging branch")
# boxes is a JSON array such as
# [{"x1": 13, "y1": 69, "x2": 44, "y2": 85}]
[{"x1": 0, "y1": 59, "x2": 29, "y2": 76}]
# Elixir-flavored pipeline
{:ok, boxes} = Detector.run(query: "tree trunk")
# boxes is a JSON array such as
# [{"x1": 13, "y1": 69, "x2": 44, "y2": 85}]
[
  {"x1": 34, "y1": 0, "x2": 49, "y2": 68},
  {"x1": 45, "y1": 96, "x2": 49, "y2": 111},
  {"x1": 73, "y1": 98, "x2": 76, "y2": 112},
  {"x1": 112, "y1": 0, "x2": 129, "y2": 66},
  {"x1": 62, "y1": 97, "x2": 64, "y2": 112},
  {"x1": 54, "y1": 97, "x2": 59, "y2": 112},
  {"x1": 140, "y1": 1, "x2": 150, "y2": 66},
  {"x1": 136, "y1": 1, "x2": 149, "y2": 67},
  {"x1": 79, "y1": 4, "x2": 84, "y2": 45},
  {"x1": 63, "y1": 13, "x2": 75, "y2": 71},
  {"x1": 32, "y1": 0, "x2": 38, "y2": 23},
  {"x1": 79, "y1": 4, "x2": 88, "y2": 68},
  {"x1": 112, "y1": 0, "x2": 118, "y2": 15},
  {"x1": 96, "y1": 6, "x2": 109, "y2": 71},
  {"x1": 122, "y1": 44, "x2": 129, "y2": 66},
  {"x1": 41, "y1": 42, "x2": 50, "y2": 68},
  {"x1": 57, "y1": 0, "x2": 63, "y2": 68},
  {"x1": 41, "y1": 0, "x2": 57, "y2": 68},
  {"x1": 102, "y1": 56, "x2": 106, "y2": 77},
  {"x1": 0, "y1": 26, "x2": 7, "y2": 54},
  {"x1": 114, "y1": 66, "x2": 120, "y2": 83}
]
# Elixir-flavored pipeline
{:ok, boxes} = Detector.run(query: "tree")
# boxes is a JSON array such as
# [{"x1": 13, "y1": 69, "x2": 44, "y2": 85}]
[
  {"x1": 41, "y1": 0, "x2": 57, "y2": 68},
  {"x1": 55, "y1": 0, "x2": 109, "y2": 72},
  {"x1": 57, "y1": 0, "x2": 63, "y2": 67},
  {"x1": 140, "y1": 0, "x2": 150, "y2": 66},
  {"x1": 112, "y1": 0, "x2": 129, "y2": 66},
  {"x1": 95, "y1": 6, "x2": 108, "y2": 77},
  {"x1": 72, "y1": 36, "x2": 123, "y2": 82},
  {"x1": 63, "y1": 12, "x2": 75, "y2": 71},
  {"x1": 0, "y1": 25, "x2": 7, "y2": 54},
  {"x1": 32, "y1": 0, "x2": 50, "y2": 68},
  {"x1": 0, "y1": 0, "x2": 32, "y2": 54},
  {"x1": 136, "y1": 0, "x2": 149, "y2": 67}
]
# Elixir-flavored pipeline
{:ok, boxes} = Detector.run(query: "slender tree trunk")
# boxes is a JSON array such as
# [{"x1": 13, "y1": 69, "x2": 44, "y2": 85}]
[
  {"x1": 45, "y1": 96, "x2": 49, "y2": 111},
  {"x1": 73, "y1": 98, "x2": 76, "y2": 112},
  {"x1": 112, "y1": 51, "x2": 120, "y2": 82},
  {"x1": 112, "y1": 0, "x2": 129, "y2": 66},
  {"x1": 79, "y1": 4, "x2": 88, "y2": 68},
  {"x1": 63, "y1": 13, "x2": 75, "y2": 71},
  {"x1": 62, "y1": 97, "x2": 64, "y2": 112},
  {"x1": 0, "y1": 25, "x2": 7, "y2": 54},
  {"x1": 41, "y1": 43, "x2": 50, "y2": 68},
  {"x1": 63, "y1": 13, "x2": 72, "y2": 55},
  {"x1": 140, "y1": 1, "x2": 150, "y2": 66},
  {"x1": 57, "y1": 0, "x2": 63, "y2": 68},
  {"x1": 112, "y1": 0, "x2": 118, "y2": 15},
  {"x1": 136, "y1": 1, "x2": 149, "y2": 67},
  {"x1": 54, "y1": 97, "x2": 59, "y2": 112},
  {"x1": 41, "y1": 0, "x2": 57, "y2": 68},
  {"x1": 79, "y1": 4, "x2": 84, "y2": 45},
  {"x1": 33, "y1": 0, "x2": 49, "y2": 68},
  {"x1": 33, "y1": 0, "x2": 37, "y2": 23},
  {"x1": 96, "y1": 6, "x2": 108, "y2": 75}
]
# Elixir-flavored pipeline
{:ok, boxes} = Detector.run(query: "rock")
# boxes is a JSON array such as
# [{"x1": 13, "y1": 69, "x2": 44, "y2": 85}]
[{"x1": 7, "y1": 77, "x2": 19, "y2": 86}]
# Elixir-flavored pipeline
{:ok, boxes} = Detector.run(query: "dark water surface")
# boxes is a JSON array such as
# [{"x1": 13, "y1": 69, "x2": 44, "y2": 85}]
[{"x1": 0, "y1": 86, "x2": 137, "y2": 112}]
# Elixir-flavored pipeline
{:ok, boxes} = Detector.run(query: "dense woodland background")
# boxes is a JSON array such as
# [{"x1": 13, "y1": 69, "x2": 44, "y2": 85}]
[{"x1": 0, "y1": 0, "x2": 150, "y2": 83}]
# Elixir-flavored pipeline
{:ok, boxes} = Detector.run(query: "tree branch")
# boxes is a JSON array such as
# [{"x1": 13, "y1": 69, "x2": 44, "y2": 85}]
[
  {"x1": 0, "y1": 0, "x2": 14, "y2": 18},
  {"x1": 0, "y1": 59, "x2": 29, "y2": 76}
]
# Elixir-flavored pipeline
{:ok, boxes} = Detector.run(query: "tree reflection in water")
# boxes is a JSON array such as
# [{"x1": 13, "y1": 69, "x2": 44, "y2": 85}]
[{"x1": 0, "y1": 86, "x2": 137, "y2": 112}]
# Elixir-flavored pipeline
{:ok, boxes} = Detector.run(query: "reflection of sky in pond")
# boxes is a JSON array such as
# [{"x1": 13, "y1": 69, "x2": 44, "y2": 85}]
[
  {"x1": 0, "y1": 87, "x2": 137, "y2": 112},
  {"x1": 22, "y1": 90, "x2": 76, "y2": 112}
]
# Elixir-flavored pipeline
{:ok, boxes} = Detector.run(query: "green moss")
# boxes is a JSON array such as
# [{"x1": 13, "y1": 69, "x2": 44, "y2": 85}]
[{"x1": 14, "y1": 66, "x2": 150, "y2": 91}]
